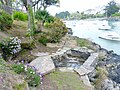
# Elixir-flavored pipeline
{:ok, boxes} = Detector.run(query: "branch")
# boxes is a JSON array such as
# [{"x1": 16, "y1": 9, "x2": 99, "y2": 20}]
[{"x1": 32, "y1": 0, "x2": 41, "y2": 7}]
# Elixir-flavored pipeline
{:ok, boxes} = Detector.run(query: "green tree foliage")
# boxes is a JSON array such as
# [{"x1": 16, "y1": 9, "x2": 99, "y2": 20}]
[
  {"x1": 0, "y1": 10, "x2": 13, "y2": 30},
  {"x1": 33, "y1": 0, "x2": 60, "y2": 10},
  {"x1": 0, "y1": 0, "x2": 13, "y2": 6},
  {"x1": 70, "y1": 11, "x2": 81, "y2": 20},
  {"x1": 105, "y1": 0, "x2": 120, "y2": 17},
  {"x1": 112, "y1": 12, "x2": 120, "y2": 17},
  {"x1": 35, "y1": 10, "x2": 54, "y2": 24},
  {"x1": 55, "y1": 11, "x2": 70, "y2": 19}
]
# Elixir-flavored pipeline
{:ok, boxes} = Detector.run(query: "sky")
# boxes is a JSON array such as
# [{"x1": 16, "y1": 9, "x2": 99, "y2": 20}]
[{"x1": 47, "y1": 0, "x2": 120, "y2": 15}]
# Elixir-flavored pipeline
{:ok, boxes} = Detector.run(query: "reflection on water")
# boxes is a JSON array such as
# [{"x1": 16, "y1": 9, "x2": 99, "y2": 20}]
[{"x1": 65, "y1": 19, "x2": 120, "y2": 55}]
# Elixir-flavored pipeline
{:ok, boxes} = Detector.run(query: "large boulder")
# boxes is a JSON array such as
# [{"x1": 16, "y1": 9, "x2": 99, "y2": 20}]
[{"x1": 30, "y1": 56, "x2": 55, "y2": 75}]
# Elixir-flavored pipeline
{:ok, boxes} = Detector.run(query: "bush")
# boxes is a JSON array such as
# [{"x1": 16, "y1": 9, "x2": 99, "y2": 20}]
[
  {"x1": 13, "y1": 11, "x2": 28, "y2": 21},
  {"x1": 0, "y1": 37, "x2": 21, "y2": 60},
  {"x1": 38, "y1": 33, "x2": 48, "y2": 45},
  {"x1": 0, "y1": 10, "x2": 13, "y2": 30},
  {"x1": 26, "y1": 67, "x2": 40, "y2": 87},
  {"x1": 12, "y1": 63, "x2": 25, "y2": 74},
  {"x1": 45, "y1": 18, "x2": 68, "y2": 43},
  {"x1": 12, "y1": 63, "x2": 41, "y2": 87}
]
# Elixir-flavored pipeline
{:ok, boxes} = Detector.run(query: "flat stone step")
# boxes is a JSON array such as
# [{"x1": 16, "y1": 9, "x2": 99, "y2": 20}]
[
  {"x1": 83, "y1": 53, "x2": 98, "y2": 67},
  {"x1": 74, "y1": 66, "x2": 94, "y2": 76}
]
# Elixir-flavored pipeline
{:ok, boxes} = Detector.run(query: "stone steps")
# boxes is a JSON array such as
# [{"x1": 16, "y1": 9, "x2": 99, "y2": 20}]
[{"x1": 74, "y1": 53, "x2": 99, "y2": 89}]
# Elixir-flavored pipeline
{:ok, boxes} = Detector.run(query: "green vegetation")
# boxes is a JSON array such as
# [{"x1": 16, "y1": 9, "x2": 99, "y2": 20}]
[
  {"x1": 44, "y1": 18, "x2": 68, "y2": 43},
  {"x1": 55, "y1": 11, "x2": 104, "y2": 20},
  {"x1": 104, "y1": 0, "x2": 120, "y2": 17},
  {"x1": 26, "y1": 72, "x2": 40, "y2": 87},
  {"x1": 94, "y1": 67, "x2": 108, "y2": 90},
  {"x1": 38, "y1": 33, "x2": 48, "y2": 45},
  {"x1": 0, "y1": 37, "x2": 21, "y2": 60},
  {"x1": 76, "y1": 38, "x2": 90, "y2": 47},
  {"x1": 55, "y1": 11, "x2": 70, "y2": 19},
  {"x1": 112, "y1": 12, "x2": 120, "y2": 17},
  {"x1": 0, "y1": 59, "x2": 8, "y2": 72},
  {"x1": 13, "y1": 82, "x2": 27, "y2": 90},
  {"x1": 35, "y1": 10, "x2": 54, "y2": 25},
  {"x1": 27, "y1": 5, "x2": 36, "y2": 36},
  {"x1": 0, "y1": 10, "x2": 13, "y2": 30},
  {"x1": 13, "y1": 11, "x2": 28, "y2": 21},
  {"x1": 12, "y1": 63, "x2": 41, "y2": 87},
  {"x1": 12, "y1": 63, "x2": 25, "y2": 74},
  {"x1": 45, "y1": 71, "x2": 89, "y2": 90}
]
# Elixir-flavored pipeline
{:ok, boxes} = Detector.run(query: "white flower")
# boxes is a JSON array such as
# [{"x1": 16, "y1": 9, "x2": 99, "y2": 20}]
[
  {"x1": 32, "y1": 72, "x2": 35, "y2": 74},
  {"x1": 30, "y1": 71, "x2": 33, "y2": 74}
]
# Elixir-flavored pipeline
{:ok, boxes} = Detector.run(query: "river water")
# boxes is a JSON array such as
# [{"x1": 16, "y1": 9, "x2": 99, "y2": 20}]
[{"x1": 65, "y1": 19, "x2": 120, "y2": 55}]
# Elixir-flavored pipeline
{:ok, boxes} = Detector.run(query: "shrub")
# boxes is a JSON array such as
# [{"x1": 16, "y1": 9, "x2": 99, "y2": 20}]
[
  {"x1": 45, "y1": 18, "x2": 68, "y2": 43},
  {"x1": 0, "y1": 10, "x2": 13, "y2": 30},
  {"x1": 38, "y1": 33, "x2": 48, "y2": 45},
  {"x1": 26, "y1": 67, "x2": 40, "y2": 87},
  {"x1": 0, "y1": 37, "x2": 21, "y2": 60},
  {"x1": 13, "y1": 11, "x2": 28, "y2": 21},
  {"x1": 12, "y1": 63, "x2": 41, "y2": 87},
  {"x1": 12, "y1": 63, "x2": 25, "y2": 74}
]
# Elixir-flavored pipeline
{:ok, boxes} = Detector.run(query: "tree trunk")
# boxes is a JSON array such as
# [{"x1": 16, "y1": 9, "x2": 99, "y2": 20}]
[{"x1": 27, "y1": 0, "x2": 36, "y2": 36}]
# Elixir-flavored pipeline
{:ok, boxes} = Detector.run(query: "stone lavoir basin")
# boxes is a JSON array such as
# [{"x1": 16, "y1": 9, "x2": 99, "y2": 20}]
[{"x1": 51, "y1": 47, "x2": 91, "y2": 69}]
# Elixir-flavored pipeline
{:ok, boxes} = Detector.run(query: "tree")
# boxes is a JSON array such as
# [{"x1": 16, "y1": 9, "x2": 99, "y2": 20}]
[
  {"x1": 27, "y1": 0, "x2": 35, "y2": 36},
  {"x1": 104, "y1": 0, "x2": 119, "y2": 17},
  {"x1": 20, "y1": 0, "x2": 35, "y2": 36},
  {"x1": 35, "y1": 10, "x2": 50, "y2": 25},
  {"x1": 55, "y1": 11, "x2": 70, "y2": 19},
  {"x1": 33, "y1": 0, "x2": 60, "y2": 10}
]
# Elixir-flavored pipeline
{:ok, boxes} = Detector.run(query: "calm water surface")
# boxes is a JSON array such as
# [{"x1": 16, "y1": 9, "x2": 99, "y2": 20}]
[{"x1": 65, "y1": 19, "x2": 120, "y2": 55}]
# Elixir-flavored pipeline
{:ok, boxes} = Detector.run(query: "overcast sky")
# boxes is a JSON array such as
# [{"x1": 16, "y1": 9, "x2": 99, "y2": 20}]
[{"x1": 47, "y1": 0, "x2": 120, "y2": 15}]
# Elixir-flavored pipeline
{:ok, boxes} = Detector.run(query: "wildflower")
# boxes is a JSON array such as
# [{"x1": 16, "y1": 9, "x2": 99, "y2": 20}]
[
  {"x1": 30, "y1": 71, "x2": 33, "y2": 74},
  {"x1": 40, "y1": 82, "x2": 43, "y2": 84},
  {"x1": 38, "y1": 73, "x2": 42, "y2": 78},
  {"x1": 21, "y1": 66, "x2": 24, "y2": 68},
  {"x1": 33, "y1": 72, "x2": 35, "y2": 74},
  {"x1": 21, "y1": 60, "x2": 24, "y2": 64},
  {"x1": 24, "y1": 65, "x2": 27, "y2": 71}
]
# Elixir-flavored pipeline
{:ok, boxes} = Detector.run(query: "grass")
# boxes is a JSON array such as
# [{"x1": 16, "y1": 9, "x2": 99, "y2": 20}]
[
  {"x1": 0, "y1": 59, "x2": 7, "y2": 72},
  {"x1": 13, "y1": 82, "x2": 27, "y2": 90},
  {"x1": 44, "y1": 71, "x2": 90, "y2": 90},
  {"x1": 94, "y1": 67, "x2": 108, "y2": 90},
  {"x1": 76, "y1": 38, "x2": 90, "y2": 48}
]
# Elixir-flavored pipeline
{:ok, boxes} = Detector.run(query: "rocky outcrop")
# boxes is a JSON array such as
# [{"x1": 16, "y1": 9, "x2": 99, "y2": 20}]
[
  {"x1": 67, "y1": 28, "x2": 73, "y2": 35},
  {"x1": 66, "y1": 49, "x2": 91, "y2": 60}
]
